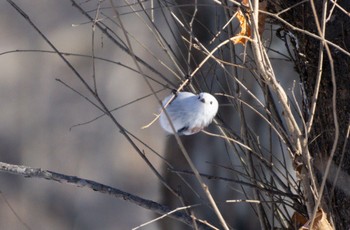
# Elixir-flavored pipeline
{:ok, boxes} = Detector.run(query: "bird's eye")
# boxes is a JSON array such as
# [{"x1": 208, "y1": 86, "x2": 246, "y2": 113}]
[{"x1": 210, "y1": 101, "x2": 213, "y2": 104}]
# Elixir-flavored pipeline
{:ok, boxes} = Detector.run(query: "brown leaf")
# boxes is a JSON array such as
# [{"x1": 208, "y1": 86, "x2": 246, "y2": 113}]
[
  {"x1": 231, "y1": 9, "x2": 251, "y2": 45},
  {"x1": 292, "y1": 211, "x2": 308, "y2": 229},
  {"x1": 231, "y1": 0, "x2": 267, "y2": 45},
  {"x1": 241, "y1": 0, "x2": 249, "y2": 7},
  {"x1": 299, "y1": 209, "x2": 334, "y2": 230}
]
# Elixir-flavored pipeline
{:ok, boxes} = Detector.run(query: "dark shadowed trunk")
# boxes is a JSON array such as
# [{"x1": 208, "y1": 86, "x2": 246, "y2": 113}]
[{"x1": 270, "y1": 0, "x2": 350, "y2": 228}]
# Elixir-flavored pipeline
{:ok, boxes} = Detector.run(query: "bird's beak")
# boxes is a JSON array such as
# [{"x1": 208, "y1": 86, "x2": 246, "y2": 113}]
[{"x1": 200, "y1": 98, "x2": 205, "y2": 103}]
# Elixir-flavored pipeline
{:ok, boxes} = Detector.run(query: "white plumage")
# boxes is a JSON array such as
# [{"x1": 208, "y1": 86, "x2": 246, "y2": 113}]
[{"x1": 159, "y1": 91, "x2": 219, "y2": 135}]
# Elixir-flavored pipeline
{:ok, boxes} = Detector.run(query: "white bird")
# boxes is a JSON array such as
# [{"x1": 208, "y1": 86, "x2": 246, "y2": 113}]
[{"x1": 159, "y1": 91, "x2": 219, "y2": 135}]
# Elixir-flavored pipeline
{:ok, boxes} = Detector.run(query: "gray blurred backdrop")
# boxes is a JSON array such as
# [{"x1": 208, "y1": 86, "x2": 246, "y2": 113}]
[
  {"x1": 1, "y1": 1, "x2": 167, "y2": 229},
  {"x1": 0, "y1": 1, "x2": 298, "y2": 229}
]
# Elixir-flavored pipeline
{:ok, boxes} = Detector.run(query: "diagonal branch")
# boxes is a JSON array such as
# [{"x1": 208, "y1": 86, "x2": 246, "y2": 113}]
[
  {"x1": 6, "y1": 0, "x2": 180, "y2": 210},
  {"x1": 0, "y1": 161, "x2": 212, "y2": 230}
]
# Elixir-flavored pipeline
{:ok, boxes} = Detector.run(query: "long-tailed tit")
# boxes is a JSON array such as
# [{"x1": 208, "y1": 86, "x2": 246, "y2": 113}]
[{"x1": 159, "y1": 92, "x2": 219, "y2": 135}]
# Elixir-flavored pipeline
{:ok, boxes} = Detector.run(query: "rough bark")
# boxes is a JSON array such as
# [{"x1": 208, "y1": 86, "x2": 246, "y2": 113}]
[{"x1": 269, "y1": 0, "x2": 350, "y2": 228}]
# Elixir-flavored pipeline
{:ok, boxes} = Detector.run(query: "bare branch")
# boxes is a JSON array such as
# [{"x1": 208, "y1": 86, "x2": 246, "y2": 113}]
[{"x1": 0, "y1": 162, "x2": 213, "y2": 230}]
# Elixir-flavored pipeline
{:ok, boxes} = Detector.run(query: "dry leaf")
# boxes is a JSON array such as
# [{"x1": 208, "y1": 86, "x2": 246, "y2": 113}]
[
  {"x1": 299, "y1": 209, "x2": 334, "y2": 230},
  {"x1": 231, "y1": 9, "x2": 251, "y2": 45},
  {"x1": 241, "y1": 0, "x2": 249, "y2": 7},
  {"x1": 231, "y1": 0, "x2": 267, "y2": 45},
  {"x1": 292, "y1": 211, "x2": 308, "y2": 229}
]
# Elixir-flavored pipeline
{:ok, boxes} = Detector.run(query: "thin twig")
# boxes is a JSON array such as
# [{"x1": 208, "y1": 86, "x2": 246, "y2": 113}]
[
  {"x1": 104, "y1": 2, "x2": 184, "y2": 81},
  {"x1": 0, "y1": 49, "x2": 170, "y2": 88},
  {"x1": 69, "y1": 88, "x2": 166, "y2": 131},
  {"x1": 0, "y1": 191, "x2": 31, "y2": 230},
  {"x1": 262, "y1": 11, "x2": 350, "y2": 57},
  {"x1": 187, "y1": 0, "x2": 198, "y2": 71},
  {"x1": 306, "y1": 0, "x2": 326, "y2": 134},
  {"x1": 249, "y1": 0, "x2": 315, "y2": 218},
  {"x1": 132, "y1": 204, "x2": 200, "y2": 230},
  {"x1": 226, "y1": 199, "x2": 260, "y2": 203},
  {"x1": 91, "y1": 0, "x2": 102, "y2": 94},
  {"x1": 170, "y1": 169, "x2": 300, "y2": 199},
  {"x1": 108, "y1": 2, "x2": 228, "y2": 229},
  {"x1": 309, "y1": 0, "x2": 338, "y2": 227},
  {"x1": 71, "y1": 0, "x2": 177, "y2": 88},
  {"x1": 7, "y1": 0, "x2": 182, "y2": 210}
]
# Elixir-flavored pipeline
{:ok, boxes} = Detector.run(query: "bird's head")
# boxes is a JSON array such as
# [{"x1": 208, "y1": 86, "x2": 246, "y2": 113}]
[{"x1": 198, "y1": 92, "x2": 219, "y2": 115}]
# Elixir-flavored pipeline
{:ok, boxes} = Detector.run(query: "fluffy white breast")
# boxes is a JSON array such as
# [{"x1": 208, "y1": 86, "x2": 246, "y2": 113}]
[{"x1": 159, "y1": 92, "x2": 219, "y2": 135}]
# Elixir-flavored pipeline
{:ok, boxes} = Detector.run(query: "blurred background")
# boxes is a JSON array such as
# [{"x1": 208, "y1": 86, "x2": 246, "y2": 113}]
[
  {"x1": 0, "y1": 1, "x2": 299, "y2": 229},
  {"x1": 0, "y1": 1, "x2": 168, "y2": 229}
]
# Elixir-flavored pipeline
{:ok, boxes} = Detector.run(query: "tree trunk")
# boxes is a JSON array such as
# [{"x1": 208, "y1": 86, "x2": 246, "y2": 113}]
[{"x1": 270, "y1": 0, "x2": 350, "y2": 228}]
